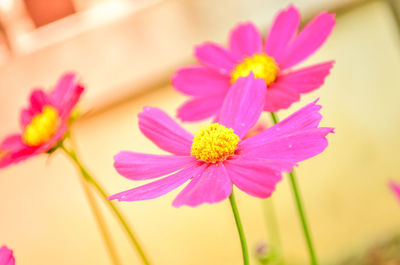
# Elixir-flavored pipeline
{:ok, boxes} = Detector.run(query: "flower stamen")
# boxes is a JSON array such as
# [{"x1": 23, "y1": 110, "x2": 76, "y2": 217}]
[
  {"x1": 231, "y1": 53, "x2": 279, "y2": 85},
  {"x1": 191, "y1": 123, "x2": 240, "y2": 163},
  {"x1": 23, "y1": 105, "x2": 59, "y2": 146}
]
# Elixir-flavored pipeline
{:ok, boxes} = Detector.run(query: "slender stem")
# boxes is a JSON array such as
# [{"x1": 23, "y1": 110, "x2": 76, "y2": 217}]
[
  {"x1": 78, "y1": 174, "x2": 122, "y2": 265},
  {"x1": 61, "y1": 144, "x2": 152, "y2": 265},
  {"x1": 262, "y1": 198, "x2": 283, "y2": 264},
  {"x1": 229, "y1": 191, "x2": 250, "y2": 265},
  {"x1": 287, "y1": 170, "x2": 318, "y2": 265},
  {"x1": 270, "y1": 112, "x2": 318, "y2": 265}
]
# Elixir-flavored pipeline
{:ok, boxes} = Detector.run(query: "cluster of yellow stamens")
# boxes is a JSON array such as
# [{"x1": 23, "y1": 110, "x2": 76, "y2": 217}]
[
  {"x1": 191, "y1": 123, "x2": 240, "y2": 163},
  {"x1": 231, "y1": 53, "x2": 280, "y2": 85},
  {"x1": 23, "y1": 105, "x2": 59, "y2": 146}
]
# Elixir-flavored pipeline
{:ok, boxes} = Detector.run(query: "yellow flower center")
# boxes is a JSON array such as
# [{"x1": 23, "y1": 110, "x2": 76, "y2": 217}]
[
  {"x1": 23, "y1": 105, "x2": 59, "y2": 146},
  {"x1": 191, "y1": 123, "x2": 240, "y2": 163},
  {"x1": 231, "y1": 53, "x2": 280, "y2": 85}
]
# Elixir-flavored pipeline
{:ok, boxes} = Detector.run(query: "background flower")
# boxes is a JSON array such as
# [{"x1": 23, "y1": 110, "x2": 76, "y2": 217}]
[
  {"x1": 173, "y1": 5, "x2": 335, "y2": 121},
  {"x1": 0, "y1": 246, "x2": 15, "y2": 265},
  {"x1": 0, "y1": 73, "x2": 83, "y2": 168}
]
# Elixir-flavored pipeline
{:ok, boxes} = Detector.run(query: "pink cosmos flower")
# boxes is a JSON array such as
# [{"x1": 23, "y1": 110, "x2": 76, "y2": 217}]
[
  {"x1": 110, "y1": 75, "x2": 333, "y2": 207},
  {"x1": 390, "y1": 181, "x2": 400, "y2": 203},
  {"x1": 0, "y1": 246, "x2": 15, "y2": 265},
  {"x1": 0, "y1": 73, "x2": 84, "y2": 168},
  {"x1": 173, "y1": 5, "x2": 335, "y2": 121}
]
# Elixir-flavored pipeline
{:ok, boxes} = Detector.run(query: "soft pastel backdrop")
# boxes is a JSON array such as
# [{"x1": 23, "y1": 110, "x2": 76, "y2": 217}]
[{"x1": 0, "y1": 0, "x2": 399, "y2": 264}]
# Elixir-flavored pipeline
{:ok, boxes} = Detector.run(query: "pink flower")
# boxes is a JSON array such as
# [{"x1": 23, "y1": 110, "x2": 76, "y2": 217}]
[
  {"x1": 390, "y1": 181, "x2": 400, "y2": 203},
  {"x1": 110, "y1": 75, "x2": 333, "y2": 207},
  {"x1": 173, "y1": 5, "x2": 335, "y2": 121},
  {"x1": 0, "y1": 246, "x2": 15, "y2": 265},
  {"x1": 0, "y1": 73, "x2": 84, "y2": 168}
]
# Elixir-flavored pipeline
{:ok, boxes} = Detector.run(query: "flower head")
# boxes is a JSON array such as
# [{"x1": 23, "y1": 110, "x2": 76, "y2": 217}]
[
  {"x1": 0, "y1": 73, "x2": 84, "y2": 168},
  {"x1": 390, "y1": 181, "x2": 400, "y2": 203},
  {"x1": 110, "y1": 75, "x2": 333, "y2": 207},
  {"x1": 173, "y1": 5, "x2": 335, "y2": 121},
  {"x1": 0, "y1": 246, "x2": 15, "y2": 265}
]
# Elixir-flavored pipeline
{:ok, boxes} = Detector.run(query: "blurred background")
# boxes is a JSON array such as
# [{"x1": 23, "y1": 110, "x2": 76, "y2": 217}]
[{"x1": 0, "y1": 0, "x2": 400, "y2": 264}]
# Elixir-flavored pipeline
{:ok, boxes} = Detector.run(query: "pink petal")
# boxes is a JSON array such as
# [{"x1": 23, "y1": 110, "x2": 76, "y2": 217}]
[
  {"x1": 172, "y1": 66, "x2": 230, "y2": 97},
  {"x1": 108, "y1": 163, "x2": 204, "y2": 202},
  {"x1": 240, "y1": 127, "x2": 333, "y2": 163},
  {"x1": 278, "y1": 61, "x2": 334, "y2": 93},
  {"x1": 0, "y1": 134, "x2": 24, "y2": 152},
  {"x1": 29, "y1": 89, "x2": 50, "y2": 113},
  {"x1": 279, "y1": 12, "x2": 335, "y2": 69},
  {"x1": 0, "y1": 145, "x2": 36, "y2": 169},
  {"x1": 177, "y1": 94, "x2": 225, "y2": 122},
  {"x1": 195, "y1": 43, "x2": 236, "y2": 75},
  {"x1": 225, "y1": 157, "x2": 292, "y2": 198},
  {"x1": 254, "y1": 99, "x2": 324, "y2": 140},
  {"x1": 0, "y1": 246, "x2": 15, "y2": 265},
  {"x1": 264, "y1": 82, "x2": 300, "y2": 112},
  {"x1": 240, "y1": 100, "x2": 333, "y2": 162},
  {"x1": 114, "y1": 151, "x2": 195, "y2": 180},
  {"x1": 219, "y1": 74, "x2": 266, "y2": 138},
  {"x1": 20, "y1": 109, "x2": 34, "y2": 128},
  {"x1": 390, "y1": 181, "x2": 400, "y2": 203},
  {"x1": 139, "y1": 107, "x2": 193, "y2": 155},
  {"x1": 50, "y1": 73, "x2": 84, "y2": 120},
  {"x1": 229, "y1": 22, "x2": 262, "y2": 61},
  {"x1": 172, "y1": 163, "x2": 232, "y2": 207},
  {"x1": 264, "y1": 5, "x2": 300, "y2": 64}
]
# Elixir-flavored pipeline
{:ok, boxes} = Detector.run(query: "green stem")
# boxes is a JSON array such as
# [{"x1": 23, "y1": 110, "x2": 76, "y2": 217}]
[
  {"x1": 270, "y1": 112, "x2": 318, "y2": 265},
  {"x1": 61, "y1": 144, "x2": 152, "y2": 265},
  {"x1": 262, "y1": 198, "x2": 283, "y2": 265},
  {"x1": 78, "y1": 173, "x2": 122, "y2": 265},
  {"x1": 288, "y1": 170, "x2": 318, "y2": 265},
  {"x1": 229, "y1": 191, "x2": 250, "y2": 265}
]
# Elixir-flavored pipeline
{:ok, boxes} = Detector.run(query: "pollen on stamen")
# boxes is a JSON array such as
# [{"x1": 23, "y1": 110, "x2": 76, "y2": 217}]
[
  {"x1": 23, "y1": 105, "x2": 59, "y2": 146},
  {"x1": 191, "y1": 123, "x2": 240, "y2": 163},
  {"x1": 231, "y1": 53, "x2": 280, "y2": 85}
]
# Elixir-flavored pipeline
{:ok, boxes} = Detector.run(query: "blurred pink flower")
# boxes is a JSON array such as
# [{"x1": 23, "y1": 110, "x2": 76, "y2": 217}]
[
  {"x1": 0, "y1": 246, "x2": 15, "y2": 265},
  {"x1": 173, "y1": 5, "x2": 335, "y2": 121},
  {"x1": 390, "y1": 181, "x2": 400, "y2": 202},
  {"x1": 110, "y1": 75, "x2": 333, "y2": 207},
  {"x1": 244, "y1": 120, "x2": 269, "y2": 139},
  {"x1": 0, "y1": 73, "x2": 84, "y2": 168}
]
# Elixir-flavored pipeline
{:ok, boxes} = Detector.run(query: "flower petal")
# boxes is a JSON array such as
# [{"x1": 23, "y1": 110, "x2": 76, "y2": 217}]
[
  {"x1": 0, "y1": 246, "x2": 15, "y2": 265},
  {"x1": 50, "y1": 72, "x2": 84, "y2": 120},
  {"x1": 277, "y1": 61, "x2": 334, "y2": 93},
  {"x1": 172, "y1": 66, "x2": 230, "y2": 97},
  {"x1": 172, "y1": 163, "x2": 232, "y2": 207},
  {"x1": 0, "y1": 134, "x2": 24, "y2": 152},
  {"x1": 240, "y1": 100, "x2": 333, "y2": 162},
  {"x1": 195, "y1": 43, "x2": 236, "y2": 75},
  {"x1": 20, "y1": 109, "x2": 34, "y2": 128},
  {"x1": 264, "y1": 5, "x2": 300, "y2": 64},
  {"x1": 279, "y1": 12, "x2": 335, "y2": 69},
  {"x1": 219, "y1": 74, "x2": 266, "y2": 138},
  {"x1": 264, "y1": 82, "x2": 300, "y2": 112},
  {"x1": 114, "y1": 151, "x2": 195, "y2": 180},
  {"x1": 0, "y1": 145, "x2": 36, "y2": 169},
  {"x1": 29, "y1": 89, "x2": 50, "y2": 113},
  {"x1": 225, "y1": 157, "x2": 292, "y2": 198},
  {"x1": 108, "y1": 163, "x2": 204, "y2": 202},
  {"x1": 139, "y1": 107, "x2": 193, "y2": 155},
  {"x1": 254, "y1": 99, "x2": 324, "y2": 140},
  {"x1": 229, "y1": 22, "x2": 263, "y2": 61},
  {"x1": 177, "y1": 94, "x2": 225, "y2": 122},
  {"x1": 240, "y1": 128, "x2": 333, "y2": 163},
  {"x1": 390, "y1": 181, "x2": 400, "y2": 202}
]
